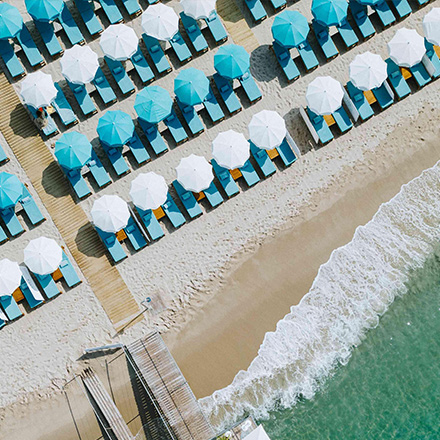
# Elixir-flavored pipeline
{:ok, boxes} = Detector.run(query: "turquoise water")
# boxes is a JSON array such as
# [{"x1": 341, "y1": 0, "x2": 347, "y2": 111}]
[{"x1": 262, "y1": 251, "x2": 440, "y2": 439}]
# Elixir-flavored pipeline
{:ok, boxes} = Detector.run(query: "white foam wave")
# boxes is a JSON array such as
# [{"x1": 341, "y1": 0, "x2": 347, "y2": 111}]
[{"x1": 200, "y1": 161, "x2": 440, "y2": 429}]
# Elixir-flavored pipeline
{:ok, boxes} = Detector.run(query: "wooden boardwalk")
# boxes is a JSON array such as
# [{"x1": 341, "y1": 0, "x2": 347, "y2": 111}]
[
  {"x1": 217, "y1": 0, "x2": 259, "y2": 52},
  {"x1": 0, "y1": 71, "x2": 140, "y2": 331}
]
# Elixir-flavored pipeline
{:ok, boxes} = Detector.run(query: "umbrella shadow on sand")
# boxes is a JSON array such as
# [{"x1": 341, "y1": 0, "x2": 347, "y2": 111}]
[
  {"x1": 75, "y1": 223, "x2": 107, "y2": 259},
  {"x1": 250, "y1": 45, "x2": 279, "y2": 83},
  {"x1": 41, "y1": 161, "x2": 72, "y2": 199}
]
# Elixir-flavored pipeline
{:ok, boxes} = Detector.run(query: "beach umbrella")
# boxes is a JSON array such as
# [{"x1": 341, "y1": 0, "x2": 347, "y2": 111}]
[
  {"x1": 311, "y1": 0, "x2": 348, "y2": 27},
  {"x1": 176, "y1": 154, "x2": 213, "y2": 193},
  {"x1": 141, "y1": 4, "x2": 179, "y2": 41},
  {"x1": 55, "y1": 132, "x2": 92, "y2": 170},
  {"x1": 130, "y1": 172, "x2": 168, "y2": 211},
  {"x1": 271, "y1": 10, "x2": 309, "y2": 48},
  {"x1": 306, "y1": 76, "x2": 343, "y2": 115},
  {"x1": 24, "y1": 237, "x2": 62, "y2": 276},
  {"x1": 60, "y1": 45, "x2": 99, "y2": 85},
  {"x1": 20, "y1": 71, "x2": 57, "y2": 109},
  {"x1": 349, "y1": 52, "x2": 387, "y2": 91},
  {"x1": 134, "y1": 86, "x2": 173, "y2": 124},
  {"x1": 242, "y1": 425, "x2": 271, "y2": 440},
  {"x1": 180, "y1": 0, "x2": 217, "y2": 20},
  {"x1": 0, "y1": 3, "x2": 23, "y2": 40},
  {"x1": 25, "y1": 0, "x2": 63, "y2": 22},
  {"x1": 423, "y1": 8, "x2": 440, "y2": 46},
  {"x1": 174, "y1": 68, "x2": 210, "y2": 106},
  {"x1": 0, "y1": 172, "x2": 23, "y2": 209},
  {"x1": 387, "y1": 28, "x2": 426, "y2": 68},
  {"x1": 354, "y1": 0, "x2": 382, "y2": 5},
  {"x1": 212, "y1": 130, "x2": 250, "y2": 170},
  {"x1": 249, "y1": 110, "x2": 287, "y2": 150},
  {"x1": 97, "y1": 110, "x2": 134, "y2": 147},
  {"x1": 100, "y1": 24, "x2": 138, "y2": 61},
  {"x1": 214, "y1": 44, "x2": 250, "y2": 79},
  {"x1": 0, "y1": 259, "x2": 22, "y2": 296},
  {"x1": 91, "y1": 195, "x2": 130, "y2": 233}
]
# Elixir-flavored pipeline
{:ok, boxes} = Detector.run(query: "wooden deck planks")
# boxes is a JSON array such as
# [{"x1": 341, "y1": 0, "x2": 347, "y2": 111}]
[{"x1": 0, "y1": 72, "x2": 141, "y2": 331}]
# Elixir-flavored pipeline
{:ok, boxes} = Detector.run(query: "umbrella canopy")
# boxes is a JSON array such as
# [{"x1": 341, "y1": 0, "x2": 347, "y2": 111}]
[
  {"x1": 423, "y1": 8, "x2": 440, "y2": 46},
  {"x1": 141, "y1": 4, "x2": 179, "y2": 41},
  {"x1": 249, "y1": 110, "x2": 287, "y2": 150},
  {"x1": 60, "y1": 45, "x2": 99, "y2": 85},
  {"x1": 0, "y1": 3, "x2": 23, "y2": 40},
  {"x1": 24, "y1": 237, "x2": 62, "y2": 276},
  {"x1": 311, "y1": 0, "x2": 348, "y2": 27},
  {"x1": 212, "y1": 130, "x2": 250, "y2": 170},
  {"x1": 97, "y1": 110, "x2": 134, "y2": 147},
  {"x1": 306, "y1": 76, "x2": 343, "y2": 115},
  {"x1": 349, "y1": 52, "x2": 387, "y2": 91},
  {"x1": 91, "y1": 195, "x2": 130, "y2": 233},
  {"x1": 388, "y1": 28, "x2": 426, "y2": 68},
  {"x1": 55, "y1": 132, "x2": 92, "y2": 170},
  {"x1": 20, "y1": 71, "x2": 57, "y2": 108},
  {"x1": 180, "y1": 0, "x2": 217, "y2": 20},
  {"x1": 355, "y1": 0, "x2": 382, "y2": 5},
  {"x1": 100, "y1": 24, "x2": 138, "y2": 61},
  {"x1": 271, "y1": 10, "x2": 309, "y2": 48},
  {"x1": 243, "y1": 425, "x2": 271, "y2": 440},
  {"x1": 174, "y1": 68, "x2": 210, "y2": 106},
  {"x1": 0, "y1": 172, "x2": 23, "y2": 210},
  {"x1": 25, "y1": 0, "x2": 63, "y2": 22},
  {"x1": 214, "y1": 44, "x2": 250, "y2": 79},
  {"x1": 0, "y1": 259, "x2": 22, "y2": 296},
  {"x1": 135, "y1": 86, "x2": 172, "y2": 124},
  {"x1": 176, "y1": 154, "x2": 213, "y2": 193},
  {"x1": 130, "y1": 172, "x2": 168, "y2": 211}
]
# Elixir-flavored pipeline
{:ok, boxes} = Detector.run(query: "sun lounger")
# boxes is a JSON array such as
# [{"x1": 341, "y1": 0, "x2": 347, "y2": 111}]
[
  {"x1": 172, "y1": 180, "x2": 203, "y2": 219},
  {"x1": 53, "y1": 83, "x2": 78, "y2": 127},
  {"x1": 238, "y1": 160, "x2": 260, "y2": 187},
  {"x1": 270, "y1": 0, "x2": 287, "y2": 11},
  {"x1": 142, "y1": 34, "x2": 172, "y2": 75},
  {"x1": 20, "y1": 266, "x2": 45, "y2": 308},
  {"x1": 297, "y1": 40, "x2": 319, "y2": 72},
  {"x1": 239, "y1": 71, "x2": 262, "y2": 104},
  {"x1": 58, "y1": 251, "x2": 81, "y2": 287},
  {"x1": 0, "y1": 39, "x2": 25, "y2": 79},
  {"x1": 424, "y1": 41, "x2": 440, "y2": 79},
  {"x1": 204, "y1": 11, "x2": 228, "y2": 44},
  {"x1": 276, "y1": 139, "x2": 298, "y2": 167},
  {"x1": 312, "y1": 19, "x2": 338, "y2": 61},
  {"x1": 124, "y1": 216, "x2": 147, "y2": 251},
  {"x1": 332, "y1": 107, "x2": 353, "y2": 133},
  {"x1": 349, "y1": 1, "x2": 375, "y2": 40},
  {"x1": 169, "y1": 31, "x2": 192, "y2": 64},
  {"x1": 372, "y1": 83, "x2": 394, "y2": 110},
  {"x1": 34, "y1": 20, "x2": 63, "y2": 58},
  {"x1": 0, "y1": 143, "x2": 8, "y2": 165},
  {"x1": 409, "y1": 63, "x2": 432, "y2": 88},
  {"x1": 19, "y1": 186, "x2": 45, "y2": 226},
  {"x1": 244, "y1": 0, "x2": 267, "y2": 22},
  {"x1": 138, "y1": 118, "x2": 168, "y2": 156},
  {"x1": 385, "y1": 58, "x2": 411, "y2": 99},
  {"x1": 58, "y1": 3, "x2": 85, "y2": 46},
  {"x1": 62, "y1": 166, "x2": 92, "y2": 199},
  {"x1": 0, "y1": 225, "x2": 8, "y2": 244},
  {"x1": 176, "y1": 98, "x2": 204, "y2": 136},
  {"x1": 102, "y1": 144, "x2": 130, "y2": 176},
  {"x1": 306, "y1": 108, "x2": 334, "y2": 144},
  {"x1": 162, "y1": 193, "x2": 186, "y2": 228},
  {"x1": 204, "y1": 181, "x2": 224, "y2": 207},
  {"x1": 97, "y1": 0, "x2": 123, "y2": 24},
  {"x1": 67, "y1": 80, "x2": 97, "y2": 117},
  {"x1": 147, "y1": 0, "x2": 159, "y2": 3},
  {"x1": 16, "y1": 24, "x2": 45, "y2": 68},
  {"x1": 0, "y1": 295, "x2": 22, "y2": 320},
  {"x1": 373, "y1": 1, "x2": 396, "y2": 28},
  {"x1": 87, "y1": 149, "x2": 112, "y2": 187},
  {"x1": 74, "y1": 0, "x2": 103, "y2": 37},
  {"x1": 212, "y1": 74, "x2": 241, "y2": 115},
  {"x1": 135, "y1": 207, "x2": 164, "y2": 241},
  {"x1": 180, "y1": 12, "x2": 208, "y2": 54},
  {"x1": 249, "y1": 143, "x2": 276, "y2": 178},
  {"x1": 391, "y1": 0, "x2": 411, "y2": 19},
  {"x1": 1, "y1": 206, "x2": 24, "y2": 237},
  {"x1": 96, "y1": 227, "x2": 127, "y2": 263},
  {"x1": 92, "y1": 67, "x2": 117, "y2": 106},
  {"x1": 130, "y1": 48, "x2": 155, "y2": 85},
  {"x1": 203, "y1": 85, "x2": 225, "y2": 124},
  {"x1": 211, "y1": 159, "x2": 239, "y2": 198},
  {"x1": 346, "y1": 81, "x2": 374, "y2": 121},
  {"x1": 104, "y1": 56, "x2": 135, "y2": 96},
  {"x1": 121, "y1": 0, "x2": 141, "y2": 17},
  {"x1": 336, "y1": 19, "x2": 359, "y2": 49},
  {"x1": 27, "y1": 105, "x2": 59, "y2": 137},
  {"x1": 163, "y1": 108, "x2": 188, "y2": 145},
  {"x1": 127, "y1": 131, "x2": 151, "y2": 165},
  {"x1": 34, "y1": 271, "x2": 61, "y2": 299},
  {"x1": 416, "y1": 0, "x2": 429, "y2": 7},
  {"x1": 0, "y1": 313, "x2": 5, "y2": 328},
  {"x1": 272, "y1": 41, "x2": 300, "y2": 82}
]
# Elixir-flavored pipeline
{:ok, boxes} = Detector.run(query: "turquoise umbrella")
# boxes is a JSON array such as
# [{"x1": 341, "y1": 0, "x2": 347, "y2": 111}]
[
  {"x1": 356, "y1": 0, "x2": 382, "y2": 4},
  {"x1": 271, "y1": 10, "x2": 309, "y2": 48},
  {"x1": 0, "y1": 4, "x2": 23, "y2": 40},
  {"x1": 55, "y1": 132, "x2": 93, "y2": 170},
  {"x1": 0, "y1": 172, "x2": 23, "y2": 209},
  {"x1": 25, "y1": 0, "x2": 63, "y2": 22},
  {"x1": 312, "y1": 0, "x2": 348, "y2": 27},
  {"x1": 214, "y1": 44, "x2": 250, "y2": 80},
  {"x1": 174, "y1": 68, "x2": 210, "y2": 106},
  {"x1": 134, "y1": 86, "x2": 172, "y2": 124},
  {"x1": 97, "y1": 110, "x2": 134, "y2": 147}
]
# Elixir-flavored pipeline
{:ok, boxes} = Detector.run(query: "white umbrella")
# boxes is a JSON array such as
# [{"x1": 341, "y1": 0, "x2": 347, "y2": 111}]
[
  {"x1": 130, "y1": 172, "x2": 168, "y2": 211},
  {"x1": 248, "y1": 110, "x2": 287, "y2": 150},
  {"x1": 176, "y1": 154, "x2": 214, "y2": 193},
  {"x1": 141, "y1": 4, "x2": 179, "y2": 41},
  {"x1": 20, "y1": 71, "x2": 57, "y2": 109},
  {"x1": 100, "y1": 24, "x2": 138, "y2": 61},
  {"x1": 306, "y1": 76, "x2": 344, "y2": 115},
  {"x1": 423, "y1": 8, "x2": 440, "y2": 46},
  {"x1": 349, "y1": 51, "x2": 387, "y2": 91},
  {"x1": 91, "y1": 195, "x2": 130, "y2": 233},
  {"x1": 212, "y1": 130, "x2": 250, "y2": 170},
  {"x1": 60, "y1": 45, "x2": 99, "y2": 84},
  {"x1": 0, "y1": 259, "x2": 22, "y2": 296},
  {"x1": 180, "y1": 0, "x2": 217, "y2": 20},
  {"x1": 242, "y1": 425, "x2": 271, "y2": 440},
  {"x1": 387, "y1": 28, "x2": 426, "y2": 68},
  {"x1": 24, "y1": 237, "x2": 63, "y2": 276}
]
